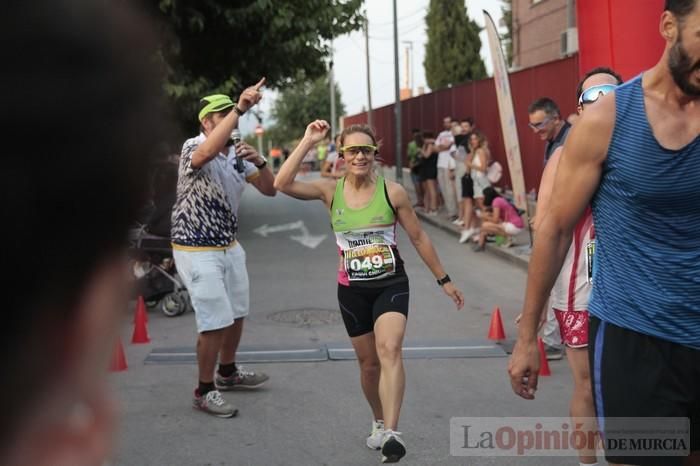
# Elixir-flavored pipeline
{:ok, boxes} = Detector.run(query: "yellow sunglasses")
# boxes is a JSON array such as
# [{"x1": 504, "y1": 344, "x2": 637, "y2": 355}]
[{"x1": 339, "y1": 145, "x2": 378, "y2": 157}]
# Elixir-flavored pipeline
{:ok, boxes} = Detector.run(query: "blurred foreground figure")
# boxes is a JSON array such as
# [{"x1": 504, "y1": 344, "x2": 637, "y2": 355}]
[
  {"x1": 510, "y1": 1, "x2": 700, "y2": 465},
  {"x1": 1, "y1": 1, "x2": 168, "y2": 465}
]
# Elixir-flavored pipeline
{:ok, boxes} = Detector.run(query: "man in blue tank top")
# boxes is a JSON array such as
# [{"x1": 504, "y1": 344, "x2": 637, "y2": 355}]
[{"x1": 510, "y1": 2, "x2": 700, "y2": 465}]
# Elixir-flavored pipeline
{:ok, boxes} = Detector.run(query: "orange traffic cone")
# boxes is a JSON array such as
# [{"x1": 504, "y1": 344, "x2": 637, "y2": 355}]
[
  {"x1": 109, "y1": 338, "x2": 128, "y2": 372},
  {"x1": 131, "y1": 298, "x2": 150, "y2": 344},
  {"x1": 134, "y1": 296, "x2": 148, "y2": 323},
  {"x1": 487, "y1": 307, "x2": 507, "y2": 341},
  {"x1": 537, "y1": 337, "x2": 552, "y2": 376}
]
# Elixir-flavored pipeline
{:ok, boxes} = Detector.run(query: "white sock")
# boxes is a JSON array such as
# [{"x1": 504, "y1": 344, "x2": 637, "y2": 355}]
[{"x1": 580, "y1": 462, "x2": 598, "y2": 466}]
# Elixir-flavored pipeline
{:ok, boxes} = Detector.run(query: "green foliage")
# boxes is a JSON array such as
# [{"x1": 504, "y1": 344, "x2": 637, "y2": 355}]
[
  {"x1": 270, "y1": 74, "x2": 344, "y2": 146},
  {"x1": 424, "y1": 0, "x2": 486, "y2": 90},
  {"x1": 149, "y1": 0, "x2": 363, "y2": 136},
  {"x1": 501, "y1": 0, "x2": 514, "y2": 67}
]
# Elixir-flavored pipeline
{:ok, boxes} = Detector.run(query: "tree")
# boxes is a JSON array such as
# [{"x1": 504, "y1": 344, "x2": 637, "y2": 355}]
[
  {"x1": 270, "y1": 74, "x2": 345, "y2": 146},
  {"x1": 501, "y1": 0, "x2": 514, "y2": 67},
  {"x1": 150, "y1": 0, "x2": 363, "y2": 136},
  {"x1": 424, "y1": 0, "x2": 486, "y2": 90}
]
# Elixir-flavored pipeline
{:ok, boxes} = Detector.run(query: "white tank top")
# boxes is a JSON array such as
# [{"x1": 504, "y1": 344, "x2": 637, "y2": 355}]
[
  {"x1": 472, "y1": 150, "x2": 483, "y2": 168},
  {"x1": 550, "y1": 208, "x2": 594, "y2": 311},
  {"x1": 471, "y1": 150, "x2": 486, "y2": 180}
]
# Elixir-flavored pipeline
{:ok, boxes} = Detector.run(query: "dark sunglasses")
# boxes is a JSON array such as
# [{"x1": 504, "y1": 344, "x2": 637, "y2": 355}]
[{"x1": 578, "y1": 84, "x2": 617, "y2": 106}]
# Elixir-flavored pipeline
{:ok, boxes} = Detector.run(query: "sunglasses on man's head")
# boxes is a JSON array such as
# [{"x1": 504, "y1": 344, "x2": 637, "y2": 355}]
[
  {"x1": 578, "y1": 84, "x2": 617, "y2": 106},
  {"x1": 528, "y1": 116, "x2": 553, "y2": 131},
  {"x1": 340, "y1": 145, "x2": 377, "y2": 157}
]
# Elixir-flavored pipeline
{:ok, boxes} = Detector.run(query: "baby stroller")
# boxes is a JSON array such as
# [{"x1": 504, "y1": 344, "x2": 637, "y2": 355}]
[{"x1": 129, "y1": 158, "x2": 192, "y2": 317}]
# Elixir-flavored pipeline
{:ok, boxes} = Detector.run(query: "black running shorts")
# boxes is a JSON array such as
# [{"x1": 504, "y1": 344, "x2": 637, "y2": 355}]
[
  {"x1": 589, "y1": 316, "x2": 700, "y2": 465},
  {"x1": 337, "y1": 281, "x2": 409, "y2": 338}
]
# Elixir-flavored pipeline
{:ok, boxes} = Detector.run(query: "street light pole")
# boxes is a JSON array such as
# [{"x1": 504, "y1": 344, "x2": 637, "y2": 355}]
[
  {"x1": 392, "y1": 0, "x2": 402, "y2": 184},
  {"x1": 329, "y1": 37, "x2": 336, "y2": 138},
  {"x1": 402, "y1": 40, "x2": 414, "y2": 94},
  {"x1": 364, "y1": 11, "x2": 373, "y2": 129},
  {"x1": 252, "y1": 112, "x2": 265, "y2": 156}
]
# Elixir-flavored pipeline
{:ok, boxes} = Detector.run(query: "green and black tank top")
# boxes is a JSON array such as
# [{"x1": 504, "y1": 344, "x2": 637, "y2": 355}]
[{"x1": 330, "y1": 176, "x2": 407, "y2": 287}]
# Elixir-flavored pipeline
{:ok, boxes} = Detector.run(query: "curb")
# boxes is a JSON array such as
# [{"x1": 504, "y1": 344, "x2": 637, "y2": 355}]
[{"x1": 414, "y1": 210, "x2": 530, "y2": 271}]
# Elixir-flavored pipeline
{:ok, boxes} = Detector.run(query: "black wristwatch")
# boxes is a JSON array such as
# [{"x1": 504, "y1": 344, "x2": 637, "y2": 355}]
[
  {"x1": 437, "y1": 274, "x2": 451, "y2": 286},
  {"x1": 254, "y1": 156, "x2": 267, "y2": 169},
  {"x1": 233, "y1": 105, "x2": 246, "y2": 116}
]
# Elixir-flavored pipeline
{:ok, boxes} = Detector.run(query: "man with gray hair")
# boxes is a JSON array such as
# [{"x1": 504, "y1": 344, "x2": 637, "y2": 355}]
[
  {"x1": 528, "y1": 97, "x2": 571, "y2": 165},
  {"x1": 526, "y1": 96, "x2": 571, "y2": 360}
]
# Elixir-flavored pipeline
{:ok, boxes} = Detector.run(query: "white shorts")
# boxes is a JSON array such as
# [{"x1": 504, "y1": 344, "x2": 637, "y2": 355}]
[
  {"x1": 173, "y1": 242, "x2": 249, "y2": 333},
  {"x1": 503, "y1": 222, "x2": 523, "y2": 236},
  {"x1": 472, "y1": 173, "x2": 491, "y2": 199}
]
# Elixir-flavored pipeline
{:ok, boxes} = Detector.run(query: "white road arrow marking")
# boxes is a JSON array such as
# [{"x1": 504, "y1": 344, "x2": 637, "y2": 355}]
[
  {"x1": 253, "y1": 220, "x2": 304, "y2": 238},
  {"x1": 253, "y1": 220, "x2": 326, "y2": 249},
  {"x1": 290, "y1": 233, "x2": 327, "y2": 249}
]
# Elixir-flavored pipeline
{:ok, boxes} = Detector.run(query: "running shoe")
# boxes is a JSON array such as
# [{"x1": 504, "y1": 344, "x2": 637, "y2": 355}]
[
  {"x1": 192, "y1": 389, "x2": 238, "y2": 418},
  {"x1": 381, "y1": 430, "x2": 406, "y2": 463},
  {"x1": 459, "y1": 228, "x2": 475, "y2": 243},
  {"x1": 366, "y1": 420, "x2": 385, "y2": 450},
  {"x1": 472, "y1": 243, "x2": 485, "y2": 252},
  {"x1": 215, "y1": 366, "x2": 269, "y2": 391}
]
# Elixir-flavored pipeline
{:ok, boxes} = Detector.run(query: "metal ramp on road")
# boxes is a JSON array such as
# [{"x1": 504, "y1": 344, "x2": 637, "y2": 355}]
[
  {"x1": 144, "y1": 339, "x2": 507, "y2": 365},
  {"x1": 145, "y1": 344, "x2": 328, "y2": 365},
  {"x1": 326, "y1": 339, "x2": 507, "y2": 360}
]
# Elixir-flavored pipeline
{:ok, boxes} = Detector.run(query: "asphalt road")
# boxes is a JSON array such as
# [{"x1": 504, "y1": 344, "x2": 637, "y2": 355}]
[{"x1": 111, "y1": 175, "x2": 575, "y2": 466}]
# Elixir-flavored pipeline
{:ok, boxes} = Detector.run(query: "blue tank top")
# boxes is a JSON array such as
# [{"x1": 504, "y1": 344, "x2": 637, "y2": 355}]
[{"x1": 590, "y1": 75, "x2": 700, "y2": 349}]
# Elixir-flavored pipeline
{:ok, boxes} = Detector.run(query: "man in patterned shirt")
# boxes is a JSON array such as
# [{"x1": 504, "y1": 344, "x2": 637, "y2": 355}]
[{"x1": 171, "y1": 79, "x2": 276, "y2": 418}]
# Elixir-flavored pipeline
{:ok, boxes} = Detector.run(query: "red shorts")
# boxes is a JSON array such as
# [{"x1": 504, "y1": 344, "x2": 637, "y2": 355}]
[{"x1": 553, "y1": 309, "x2": 589, "y2": 348}]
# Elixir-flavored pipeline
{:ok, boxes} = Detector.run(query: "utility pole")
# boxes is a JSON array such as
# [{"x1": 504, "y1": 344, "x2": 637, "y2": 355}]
[
  {"x1": 402, "y1": 40, "x2": 414, "y2": 94},
  {"x1": 329, "y1": 37, "x2": 336, "y2": 138},
  {"x1": 392, "y1": 0, "x2": 402, "y2": 183},
  {"x1": 253, "y1": 111, "x2": 264, "y2": 157},
  {"x1": 403, "y1": 45, "x2": 409, "y2": 90},
  {"x1": 364, "y1": 12, "x2": 373, "y2": 129}
]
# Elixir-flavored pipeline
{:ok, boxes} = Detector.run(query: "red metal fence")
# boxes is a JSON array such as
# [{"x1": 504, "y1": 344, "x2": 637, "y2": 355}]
[{"x1": 343, "y1": 55, "x2": 580, "y2": 192}]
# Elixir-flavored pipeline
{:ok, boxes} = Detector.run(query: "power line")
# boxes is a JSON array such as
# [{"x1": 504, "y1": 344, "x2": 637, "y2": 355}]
[
  {"x1": 349, "y1": 37, "x2": 394, "y2": 65},
  {"x1": 368, "y1": 19, "x2": 427, "y2": 40},
  {"x1": 370, "y1": 5, "x2": 426, "y2": 27}
]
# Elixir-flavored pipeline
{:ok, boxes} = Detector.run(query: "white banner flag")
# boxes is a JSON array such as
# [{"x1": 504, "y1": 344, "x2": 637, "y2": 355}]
[{"x1": 483, "y1": 10, "x2": 528, "y2": 214}]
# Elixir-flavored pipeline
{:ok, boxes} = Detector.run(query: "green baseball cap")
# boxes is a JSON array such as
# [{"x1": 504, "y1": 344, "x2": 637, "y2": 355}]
[{"x1": 198, "y1": 94, "x2": 235, "y2": 122}]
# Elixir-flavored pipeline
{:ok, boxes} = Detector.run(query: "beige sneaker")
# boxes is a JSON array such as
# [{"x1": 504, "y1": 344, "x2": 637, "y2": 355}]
[
  {"x1": 215, "y1": 366, "x2": 269, "y2": 390},
  {"x1": 192, "y1": 389, "x2": 238, "y2": 418}
]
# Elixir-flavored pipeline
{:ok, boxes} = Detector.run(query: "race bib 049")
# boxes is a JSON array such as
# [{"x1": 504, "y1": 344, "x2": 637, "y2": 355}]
[{"x1": 344, "y1": 243, "x2": 396, "y2": 281}]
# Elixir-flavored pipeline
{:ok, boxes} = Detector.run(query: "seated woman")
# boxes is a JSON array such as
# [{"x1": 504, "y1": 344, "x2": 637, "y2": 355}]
[{"x1": 472, "y1": 187, "x2": 524, "y2": 252}]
